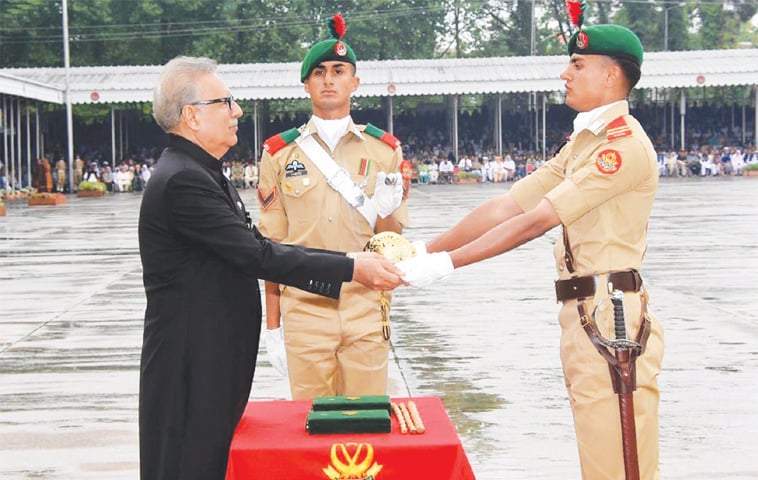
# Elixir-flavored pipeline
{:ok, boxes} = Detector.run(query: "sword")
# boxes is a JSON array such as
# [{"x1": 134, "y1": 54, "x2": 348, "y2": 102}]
[
  {"x1": 609, "y1": 290, "x2": 641, "y2": 480},
  {"x1": 364, "y1": 232, "x2": 417, "y2": 340},
  {"x1": 577, "y1": 288, "x2": 651, "y2": 480}
]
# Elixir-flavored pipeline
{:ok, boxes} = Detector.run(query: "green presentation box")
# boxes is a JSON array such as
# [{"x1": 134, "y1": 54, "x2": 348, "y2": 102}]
[
  {"x1": 306, "y1": 409, "x2": 391, "y2": 434},
  {"x1": 311, "y1": 395, "x2": 391, "y2": 413}
]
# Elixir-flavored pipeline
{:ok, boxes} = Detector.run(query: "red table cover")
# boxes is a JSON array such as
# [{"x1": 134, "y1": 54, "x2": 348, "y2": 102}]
[{"x1": 226, "y1": 396, "x2": 475, "y2": 479}]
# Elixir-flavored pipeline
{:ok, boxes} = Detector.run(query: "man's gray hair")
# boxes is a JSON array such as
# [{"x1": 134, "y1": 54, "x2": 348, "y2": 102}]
[{"x1": 152, "y1": 56, "x2": 218, "y2": 132}]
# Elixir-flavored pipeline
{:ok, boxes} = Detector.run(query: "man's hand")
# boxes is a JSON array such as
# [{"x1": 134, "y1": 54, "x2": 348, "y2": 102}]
[
  {"x1": 263, "y1": 327, "x2": 288, "y2": 377},
  {"x1": 351, "y1": 251, "x2": 404, "y2": 291},
  {"x1": 397, "y1": 252, "x2": 454, "y2": 288},
  {"x1": 371, "y1": 172, "x2": 404, "y2": 218}
]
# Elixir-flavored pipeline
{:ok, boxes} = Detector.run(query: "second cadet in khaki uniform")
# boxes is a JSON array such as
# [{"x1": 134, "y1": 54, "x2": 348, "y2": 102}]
[
  {"x1": 258, "y1": 14, "x2": 409, "y2": 400},
  {"x1": 398, "y1": 20, "x2": 664, "y2": 480}
]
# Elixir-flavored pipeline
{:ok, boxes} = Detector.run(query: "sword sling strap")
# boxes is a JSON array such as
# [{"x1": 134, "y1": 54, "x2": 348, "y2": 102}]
[
  {"x1": 565, "y1": 225, "x2": 652, "y2": 361},
  {"x1": 296, "y1": 133, "x2": 378, "y2": 230},
  {"x1": 562, "y1": 225, "x2": 576, "y2": 274}
]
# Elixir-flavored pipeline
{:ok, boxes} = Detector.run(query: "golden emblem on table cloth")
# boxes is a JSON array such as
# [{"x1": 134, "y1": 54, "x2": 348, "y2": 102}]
[
  {"x1": 364, "y1": 232, "x2": 417, "y2": 340},
  {"x1": 322, "y1": 442, "x2": 383, "y2": 480}
]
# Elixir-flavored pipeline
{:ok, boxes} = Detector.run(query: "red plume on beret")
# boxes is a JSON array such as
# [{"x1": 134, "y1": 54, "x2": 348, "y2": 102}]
[
  {"x1": 327, "y1": 12, "x2": 347, "y2": 40},
  {"x1": 566, "y1": 0, "x2": 586, "y2": 29}
]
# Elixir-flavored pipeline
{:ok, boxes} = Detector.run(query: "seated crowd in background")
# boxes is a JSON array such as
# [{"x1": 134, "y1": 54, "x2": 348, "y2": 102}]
[
  {"x1": 658, "y1": 145, "x2": 757, "y2": 177},
  {"x1": 9, "y1": 102, "x2": 755, "y2": 192}
]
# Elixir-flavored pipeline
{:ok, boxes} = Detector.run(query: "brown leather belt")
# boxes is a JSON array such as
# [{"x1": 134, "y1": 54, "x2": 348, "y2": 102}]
[{"x1": 555, "y1": 270, "x2": 643, "y2": 302}]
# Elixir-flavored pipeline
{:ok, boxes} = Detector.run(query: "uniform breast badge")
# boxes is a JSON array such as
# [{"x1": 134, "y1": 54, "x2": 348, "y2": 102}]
[{"x1": 364, "y1": 232, "x2": 416, "y2": 340}]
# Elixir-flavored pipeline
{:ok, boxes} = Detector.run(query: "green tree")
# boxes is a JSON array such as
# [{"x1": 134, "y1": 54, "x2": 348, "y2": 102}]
[
  {"x1": 497, "y1": 0, "x2": 538, "y2": 56},
  {"x1": 695, "y1": 0, "x2": 754, "y2": 49},
  {"x1": 614, "y1": 1, "x2": 664, "y2": 54},
  {"x1": 0, "y1": 0, "x2": 64, "y2": 67},
  {"x1": 436, "y1": 0, "x2": 490, "y2": 58}
]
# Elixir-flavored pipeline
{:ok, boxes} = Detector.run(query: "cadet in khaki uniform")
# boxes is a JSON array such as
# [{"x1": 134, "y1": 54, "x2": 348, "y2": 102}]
[
  {"x1": 55, "y1": 158, "x2": 67, "y2": 192},
  {"x1": 398, "y1": 22, "x2": 664, "y2": 480},
  {"x1": 258, "y1": 14, "x2": 408, "y2": 400},
  {"x1": 73, "y1": 156, "x2": 84, "y2": 191}
]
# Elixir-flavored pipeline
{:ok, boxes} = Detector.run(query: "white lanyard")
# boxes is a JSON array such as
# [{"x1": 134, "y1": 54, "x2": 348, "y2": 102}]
[{"x1": 295, "y1": 133, "x2": 377, "y2": 230}]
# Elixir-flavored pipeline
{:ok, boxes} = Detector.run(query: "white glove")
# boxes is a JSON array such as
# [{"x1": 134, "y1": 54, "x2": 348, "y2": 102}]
[
  {"x1": 397, "y1": 252, "x2": 454, "y2": 288},
  {"x1": 371, "y1": 172, "x2": 404, "y2": 218},
  {"x1": 263, "y1": 327, "x2": 288, "y2": 377},
  {"x1": 411, "y1": 240, "x2": 427, "y2": 256}
]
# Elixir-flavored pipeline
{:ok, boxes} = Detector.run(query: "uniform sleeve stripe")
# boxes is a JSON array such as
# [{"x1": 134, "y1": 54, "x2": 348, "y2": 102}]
[{"x1": 257, "y1": 187, "x2": 278, "y2": 210}]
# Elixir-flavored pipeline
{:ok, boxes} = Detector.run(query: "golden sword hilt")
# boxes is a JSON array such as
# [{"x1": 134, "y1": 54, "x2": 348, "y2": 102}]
[{"x1": 364, "y1": 232, "x2": 417, "y2": 340}]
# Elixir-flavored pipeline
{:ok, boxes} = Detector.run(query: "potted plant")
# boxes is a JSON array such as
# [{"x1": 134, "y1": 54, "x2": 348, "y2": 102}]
[
  {"x1": 455, "y1": 171, "x2": 481, "y2": 184},
  {"x1": 2, "y1": 188, "x2": 33, "y2": 202},
  {"x1": 28, "y1": 191, "x2": 67, "y2": 206},
  {"x1": 77, "y1": 180, "x2": 108, "y2": 197},
  {"x1": 743, "y1": 163, "x2": 758, "y2": 177}
]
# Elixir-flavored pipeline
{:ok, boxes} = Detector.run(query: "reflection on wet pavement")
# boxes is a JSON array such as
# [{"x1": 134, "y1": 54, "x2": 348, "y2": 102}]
[{"x1": 1, "y1": 177, "x2": 756, "y2": 479}]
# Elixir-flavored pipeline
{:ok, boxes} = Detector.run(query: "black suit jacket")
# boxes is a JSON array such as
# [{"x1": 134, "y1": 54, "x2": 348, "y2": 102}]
[{"x1": 137, "y1": 134, "x2": 354, "y2": 480}]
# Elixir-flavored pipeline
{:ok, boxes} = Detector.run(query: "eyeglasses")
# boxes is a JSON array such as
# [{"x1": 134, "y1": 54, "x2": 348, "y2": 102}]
[{"x1": 188, "y1": 95, "x2": 235, "y2": 110}]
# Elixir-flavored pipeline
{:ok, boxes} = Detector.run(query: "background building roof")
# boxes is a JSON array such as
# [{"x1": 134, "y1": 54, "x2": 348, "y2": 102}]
[
  {"x1": 1, "y1": 48, "x2": 756, "y2": 105},
  {"x1": 0, "y1": 71, "x2": 64, "y2": 104}
]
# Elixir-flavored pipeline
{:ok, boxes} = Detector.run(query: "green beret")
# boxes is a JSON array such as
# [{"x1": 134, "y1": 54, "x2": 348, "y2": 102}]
[
  {"x1": 300, "y1": 38, "x2": 357, "y2": 82},
  {"x1": 568, "y1": 24, "x2": 643, "y2": 66}
]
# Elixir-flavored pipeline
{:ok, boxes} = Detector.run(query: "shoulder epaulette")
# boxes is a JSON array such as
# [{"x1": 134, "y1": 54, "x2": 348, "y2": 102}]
[
  {"x1": 364, "y1": 123, "x2": 402, "y2": 150},
  {"x1": 263, "y1": 127, "x2": 301, "y2": 155},
  {"x1": 606, "y1": 116, "x2": 632, "y2": 140}
]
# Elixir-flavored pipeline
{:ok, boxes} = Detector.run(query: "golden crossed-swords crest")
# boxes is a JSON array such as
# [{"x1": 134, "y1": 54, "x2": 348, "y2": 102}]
[{"x1": 322, "y1": 442, "x2": 383, "y2": 480}]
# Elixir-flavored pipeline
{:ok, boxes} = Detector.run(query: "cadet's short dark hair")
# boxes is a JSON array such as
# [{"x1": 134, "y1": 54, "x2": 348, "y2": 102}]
[{"x1": 614, "y1": 56, "x2": 642, "y2": 92}]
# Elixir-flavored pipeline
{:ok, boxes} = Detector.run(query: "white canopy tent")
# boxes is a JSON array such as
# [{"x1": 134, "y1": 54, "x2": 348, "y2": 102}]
[
  {"x1": 4, "y1": 49, "x2": 757, "y2": 102},
  {"x1": 2, "y1": 49, "x2": 757, "y2": 189}
]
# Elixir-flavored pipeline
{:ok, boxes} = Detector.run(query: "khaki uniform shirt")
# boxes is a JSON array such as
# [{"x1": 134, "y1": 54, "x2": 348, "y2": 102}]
[
  {"x1": 258, "y1": 118, "x2": 408, "y2": 248},
  {"x1": 510, "y1": 101, "x2": 658, "y2": 279},
  {"x1": 258, "y1": 118, "x2": 409, "y2": 309}
]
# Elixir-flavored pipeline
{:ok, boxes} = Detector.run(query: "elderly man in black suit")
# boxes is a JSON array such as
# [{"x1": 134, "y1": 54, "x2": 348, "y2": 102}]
[{"x1": 137, "y1": 55, "x2": 403, "y2": 480}]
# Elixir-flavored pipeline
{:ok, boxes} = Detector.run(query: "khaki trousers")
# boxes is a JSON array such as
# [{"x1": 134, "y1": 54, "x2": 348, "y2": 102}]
[
  {"x1": 559, "y1": 287, "x2": 664, "y2": 480},
  {"x1": 281, "y1": 282, "x2": 389, "y2": 400}
]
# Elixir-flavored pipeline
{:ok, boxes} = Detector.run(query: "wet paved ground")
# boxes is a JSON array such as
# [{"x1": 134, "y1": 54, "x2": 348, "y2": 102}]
[{"x1": 1, "y1": 176, "x2": 756, "y2": 479}]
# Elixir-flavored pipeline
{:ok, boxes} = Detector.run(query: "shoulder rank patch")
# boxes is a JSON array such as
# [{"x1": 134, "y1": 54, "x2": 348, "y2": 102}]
[
  {"x1": 606, "y1": 116, "x2": 632, "y2": 140},
  {"x1": 596, "y1": 149, "x2": 622, "y2": 175},
  {"x1": 263, "y1": 128, "x2": 301, "y2": 155},
  {"x1": 257, "y1": 186, "x2": 279, "y2": 211},
  {"x1": 364, "y1": 123, "x2": 402, "y2": 150}
]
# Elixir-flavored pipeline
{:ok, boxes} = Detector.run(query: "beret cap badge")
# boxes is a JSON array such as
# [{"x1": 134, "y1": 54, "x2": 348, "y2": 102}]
[
  {"x1": 330, "y1": 13, "x2": 348, "y2": 56},
  {"x1": 300, "y1": 12, "x2": 357, "y2": 82},
  {"x1": 564, "y1": 0, "x2": 644, "y2": 66},
  {"x1": 576, "y1": 31, "x2": 589, "y2": 50}
]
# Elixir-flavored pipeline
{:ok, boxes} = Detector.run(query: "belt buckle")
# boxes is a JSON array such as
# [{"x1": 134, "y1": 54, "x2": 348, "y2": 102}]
[{"x1": 606, "y1": 274, "x2": 614, "y2": 295}]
